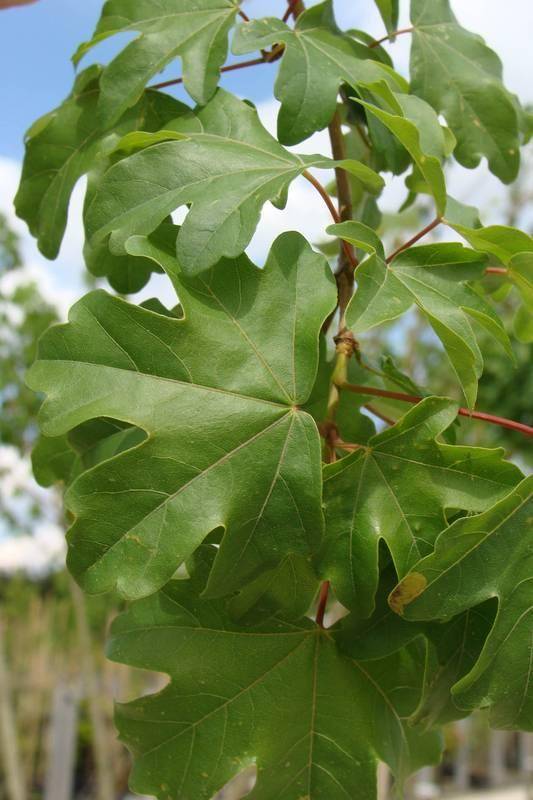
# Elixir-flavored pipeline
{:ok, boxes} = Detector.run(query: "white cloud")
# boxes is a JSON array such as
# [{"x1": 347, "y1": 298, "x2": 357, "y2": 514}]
[{"x1": 0, "y1": 446, "x2": 65, "y2": 575}]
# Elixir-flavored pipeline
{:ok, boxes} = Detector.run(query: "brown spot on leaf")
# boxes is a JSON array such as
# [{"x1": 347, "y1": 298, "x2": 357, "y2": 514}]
[{"x1": 389, "y1": 572, "x2": 427, "y2": 615}]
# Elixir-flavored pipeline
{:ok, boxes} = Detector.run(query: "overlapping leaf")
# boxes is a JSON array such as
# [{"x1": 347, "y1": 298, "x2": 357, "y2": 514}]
[
  {"x1": 391, "y1": 477, "x2": 533, "y2": 729},
  {"x1": 445, "y1": 220, "x2": 533, "y2": 342},
  {"x1": 232, "y1": 0, "x2": 406, "y2": 145},
  {"x1": 345, "y1": 242, "x2": 512, "y2": 407},
  {"x1": 108, "y1": 569, "x2": 441, "y2": 800},
  {"x1": 355, "y1": 81, "x2": 446, "y2": 193},
  {"x1": 373, "y1": 0, "x2": 399, "y2": 34},
  {"x1": 73, "y1": 0, "x2": 238, "y2": 126},
  {"x1": 27, "y1": 231, "x2": 336, "y2": 600},
  {"x1": 321, "y1": 398, "x2": 522, "y2": 615},
  {"x1": 410, "y1": 0, "x2": 522, "y2": 182},
  {"x1": 14, "y1": 65, "x2": 185, "y2": 261},
  {"x1": 85, "y1": 88, "x2": 382, "y2": 275}
]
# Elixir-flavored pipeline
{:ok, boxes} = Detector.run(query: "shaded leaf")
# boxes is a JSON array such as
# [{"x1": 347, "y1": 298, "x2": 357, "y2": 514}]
[
  {"x1": 392, "y1": 477, "x2": 533, "y2": 729},
  {"x1": 321, "y1": 398, "x2": 522, "y2": 615},
  {"x1": 15, "y1": 66, "x2": 185, "y2": 260},
  {"x1": 354, "y1": 83, "x2": 446, "y2": 214},
  {"x1": 345, "y1": 243, "x2": 512, "y2": 407},
  {"x1": 107, "y1": 576, "x2": 441, "y2": 800}
]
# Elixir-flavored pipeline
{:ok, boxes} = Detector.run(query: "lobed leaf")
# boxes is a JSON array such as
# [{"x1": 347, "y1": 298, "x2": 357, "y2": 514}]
[
  {"x1": 73, "y1": 0, "x2": 238, "y2": 125},
  {"x1": 27, "y1": 231, "x2": 336, "y2": 600},
  {"x1": 14, "y1": 65, "x2": 185, "y2": 266},
  {"x1": 392, "y1": 477, "x2": 533, "y2": 729},
  {"x1": 108, "y1": 573, "x2": 441, "y2": 800},
  {"x1": 232, "y1": 0, "x2": 406, "y2": 145},
  {"x1": 345, "y1": 243, "x2": 512, "y2": 407},
  {"x1": 321, "y1": 397, "x2": 522, "y2": 616},
  {"x1": 410, "y1": 0, "x2": 522, "y2": 182},
  {"x1": 85, "y1": 88, "x2": 382, "y2": 275}
]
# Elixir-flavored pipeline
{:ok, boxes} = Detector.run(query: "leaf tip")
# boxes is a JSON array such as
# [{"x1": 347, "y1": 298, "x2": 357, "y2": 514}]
[{"x1": 389, "y1": 572, "x2": 427, "y2": 615}]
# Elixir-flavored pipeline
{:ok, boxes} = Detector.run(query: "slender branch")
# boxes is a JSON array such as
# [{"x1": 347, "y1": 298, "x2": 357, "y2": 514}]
[
  {"x1": 302, "y1": 171, "x2": 358, "y2": 273},
  {"x1": 149, "y1": 45, "x2": 284, "y2": 91},
  {"x1": 369, "y1": 27, "x2": 415, "y2": 48},
  {"x1": 237, "y1": 7, "x2": 250, "y2": 22},
  {"x1": 284, "y1": 0, "x2": 305, "y2": 22},
  {"x1": 485, "y1": 266, "x2": 508, "y2": 275},
  {"x1": 316, "y1": 580, "x2": 330, "y2": 628},
  {"x1": 386, "y1": 216, "x2": 442, "y2": 263},
  {"x1": 364, "y1": 403, "x2": 395, "y2": 426},
  {"x1": 339, "y1": 382, "x2": 533, "y2": 437}
]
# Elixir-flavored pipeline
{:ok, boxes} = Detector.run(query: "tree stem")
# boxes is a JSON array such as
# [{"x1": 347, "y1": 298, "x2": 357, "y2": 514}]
[{"x1": 339, "y1": 382, "x2": 533, "y2": 437}]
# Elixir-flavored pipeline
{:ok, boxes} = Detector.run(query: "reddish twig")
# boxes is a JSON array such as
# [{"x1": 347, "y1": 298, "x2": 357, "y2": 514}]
[
  {"x1": 237, "y1": 7, "x2": 250, "y2": 22},
  {"x1": 369, "y1": 27, "x2": 415, "y2": 48},
  {"x1": 316, "y1": 581, "x2": 330, "y2": 628},
  {"x1": 339, "y1": 383, "x2": 533, "y2": 437},
  {"x1": 283, "y1": 0, "x2": 304, "y2": 22},
  {"x1": 386, "y1": 217, "x2": 442, "y2": 263},
  {"x1": 150, "y1": 46, "x2": 284, "y2": 91},
  {"x1": 485, "y1": 266, "x2": 508, "y2": 275},
  {"x1": 364, "y1": 403, "x2": 396, "y2": 426},
  {"x1": 302, "y1": 171, "x2": 358, "y2": 272}
]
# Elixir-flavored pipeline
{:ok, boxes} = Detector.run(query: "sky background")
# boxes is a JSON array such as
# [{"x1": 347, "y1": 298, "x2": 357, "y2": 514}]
[{"x1": 1, "y1": 0, "x2": 533, "y2": 312}]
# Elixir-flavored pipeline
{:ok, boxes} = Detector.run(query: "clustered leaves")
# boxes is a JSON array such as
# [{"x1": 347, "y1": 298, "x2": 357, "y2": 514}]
[{"x1": 17, "y1": 0, "x2": 533, "y2": 798}]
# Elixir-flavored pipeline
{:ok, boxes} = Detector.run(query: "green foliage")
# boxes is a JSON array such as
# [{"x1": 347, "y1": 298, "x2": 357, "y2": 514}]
[
  {"x1": 108, "y1": 554, "x2": 441, "y2": 800},
  {"x1": 410, "y1": 0, "x2": 522, "y2": 182},
  {"x1": 16, "y1": 1, "x2": 533, "y2": 798}
]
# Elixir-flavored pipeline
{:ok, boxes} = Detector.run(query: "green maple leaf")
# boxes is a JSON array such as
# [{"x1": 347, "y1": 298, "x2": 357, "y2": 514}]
[
  {"x1": 391, "y1": 477, "x2": 533, "y2": 729},
  {"x1": 72, "y1": 0, "x2": 239, "y2": 126},
  {"x1": 352, "y1": 83, "x2": 447, "y2": 215},
  {"x1": 344, "y1": 242, "x2": 512, "y2": 407},
  {"x1": 320, "y1": 397, "x2": 522, "y2": 616},
  {"x1": 14, "y1": 65, "x2": 185, "y2": 260},
  {"x1": 410, "y1": 0, "x2": 522, "y2": 183},
  {"x1": 107, "y1": 569, "x2": 441, "y2": 800},
  {"x1": 373, "y1": 0, "x2": 399, "y2": 34},
  {"x1": 445, "y1": 220, "x2": 533, "y2": 342},
  {"x1": 232, "y1": 0, "x2": 406, "y2": 145},
  {"x1": 84, "y1": 88, "x2": 382, "y2": 275},
  {"x1": 413, "y1": 604, "x2": 496, "y2": 729},
  {"x1": 27, "y1": 231, "x2": 336, "y2": 600}
]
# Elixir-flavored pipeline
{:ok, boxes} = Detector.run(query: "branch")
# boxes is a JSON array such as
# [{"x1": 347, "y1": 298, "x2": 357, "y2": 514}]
[
  {"x1": 237, "y1": 7, "x2": 250, "y2": 22},
  {"x1": 315, "y1": 580, "x2": 331, "y2": 628},
  {"x1": 283, "y1": 0, "x2": 305, "y2": 22},
  {"x1": 386, "y1": 216, "x2": 442, "y2": 263},
  {"x1": 338, "y1": 382, "x2": 533, "y2": 437},
  {"x1": 302, "y1": 171, "x2": 358, "y2": 272},
  {"x1": 369, "y1": 27, "x2": 415, "y2": 48},
  {"x1": 150, "y1": 46, "x2": 284, "y2": 91},
  {"x1": 485, "y1": 266, "x2": 508, "y2": 275}
]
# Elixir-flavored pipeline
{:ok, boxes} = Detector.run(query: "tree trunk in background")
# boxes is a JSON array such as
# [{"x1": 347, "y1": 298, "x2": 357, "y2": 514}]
[
  {"x1": 43, "y1": 680, "x2": 80, "y2": 800},
  {"x1": 0, "y1": 616, "x2": 25, "y2": 800},
  {"x1": 70, "y1": 579, "x2": 115, "y2": 800}
]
